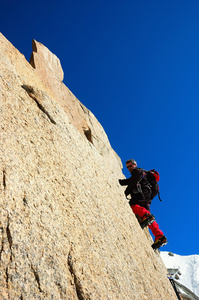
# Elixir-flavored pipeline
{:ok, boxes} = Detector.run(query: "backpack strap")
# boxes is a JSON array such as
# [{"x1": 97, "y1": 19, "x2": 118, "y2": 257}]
[
  {"x1": 136, "y1": 168, "x2": 146, "y2": 199},
  {"x1": 158, "y1": 191, "x2": 162, "y2": 201}
]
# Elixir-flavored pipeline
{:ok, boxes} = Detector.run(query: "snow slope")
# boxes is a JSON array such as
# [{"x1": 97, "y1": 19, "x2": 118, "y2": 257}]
[{"x1": 160, "y1": 251, "x2": 199, "y2": 297}]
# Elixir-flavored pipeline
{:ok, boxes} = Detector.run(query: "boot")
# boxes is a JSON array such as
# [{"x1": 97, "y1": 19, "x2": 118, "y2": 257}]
[
  {"x1": 140, "y1": 214, "x2": 155, "y2": 229},
  {"x1": 152, "y1": 235, "x2": 167, "y2": 250}
]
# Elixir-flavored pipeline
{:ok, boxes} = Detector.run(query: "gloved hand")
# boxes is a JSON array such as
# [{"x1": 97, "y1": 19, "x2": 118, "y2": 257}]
[{"x1": 118, "y1": 179, "x2": 123, "y2": 185}]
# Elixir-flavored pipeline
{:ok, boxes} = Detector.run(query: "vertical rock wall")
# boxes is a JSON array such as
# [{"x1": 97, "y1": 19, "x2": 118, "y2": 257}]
[{"x1": 0, "y1": 33, "x2": 177, "y2": 299}]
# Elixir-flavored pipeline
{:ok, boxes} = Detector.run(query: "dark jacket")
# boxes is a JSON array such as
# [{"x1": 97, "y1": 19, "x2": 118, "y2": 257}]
[{"x1": 119, "y1": 167, "x2": 152, "y2": 208}]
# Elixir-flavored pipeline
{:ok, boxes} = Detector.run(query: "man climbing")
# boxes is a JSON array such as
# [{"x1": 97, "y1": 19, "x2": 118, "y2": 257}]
[{"x1": 119, "y1": 159, "x2": 167, "y2": 250}]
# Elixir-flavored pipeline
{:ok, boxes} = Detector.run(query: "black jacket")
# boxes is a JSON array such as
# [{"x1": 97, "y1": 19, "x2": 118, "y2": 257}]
[{"x1": 119, "y1": 167, "x2": 152, "y2": 207}]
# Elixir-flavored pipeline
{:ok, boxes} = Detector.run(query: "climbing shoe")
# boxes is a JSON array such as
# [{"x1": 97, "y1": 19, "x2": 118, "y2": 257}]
[
  {"x1": 140, "y1": 214, "x2": 155, "y2": 229},
  {"x1": 152, "y1": 235, "x2": 167, "y2": 250}
]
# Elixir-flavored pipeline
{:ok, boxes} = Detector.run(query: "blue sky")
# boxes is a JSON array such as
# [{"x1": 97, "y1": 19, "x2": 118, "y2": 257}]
[{"x1": 1, "y1": 1, "x2": 199, "y2": 255}]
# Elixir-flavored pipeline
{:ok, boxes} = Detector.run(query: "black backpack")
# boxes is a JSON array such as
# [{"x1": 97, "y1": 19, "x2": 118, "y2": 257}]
[{"x1": 144, "y1": 169, "x2": 162, "y2": 201}]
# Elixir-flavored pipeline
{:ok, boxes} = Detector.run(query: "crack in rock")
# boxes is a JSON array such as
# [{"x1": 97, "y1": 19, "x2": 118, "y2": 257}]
[
  {"x1": 5, "y1": 266, "x2": 9, "y2": 288},
  {"x1": 6, "y1": 217, "x2": 13, "y2": 262},
  {"x1": 67, "y1": 251, "x2": 85, "y2": 300},
  {"x1": 6, "y1": 218, "x2": 12, "y2": 250},
  {"x1": 3, "y1": 169, "x2": 6, "y2": 189},
  {"x1": 0, "y1": 227, "x2": 4, "y2": 261},
  {"x1": 21, "y1": 85, "x2": 56, "y2": 125},
  {"x1": 31, "y1": 264, "x2": 43, "y2": 293}
]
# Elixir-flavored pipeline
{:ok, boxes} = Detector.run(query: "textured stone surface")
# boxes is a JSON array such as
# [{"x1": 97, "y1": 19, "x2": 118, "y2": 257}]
[
  {"x1": 30, "y1": 39, "x2": 64, "y2": 82},
  {"x1": 0, "y1": 32, "x2": 177, "y2": 299}
]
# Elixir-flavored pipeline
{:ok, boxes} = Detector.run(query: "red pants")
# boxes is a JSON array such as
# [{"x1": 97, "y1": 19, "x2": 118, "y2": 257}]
[{"x1": 131, "y1": 204, "x2": 163, "y2": 240}]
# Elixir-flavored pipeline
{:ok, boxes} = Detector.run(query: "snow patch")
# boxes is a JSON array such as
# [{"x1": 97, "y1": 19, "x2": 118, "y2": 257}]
[{"x1": 160, "y1": 251, "x2": 199, "y2": 297}]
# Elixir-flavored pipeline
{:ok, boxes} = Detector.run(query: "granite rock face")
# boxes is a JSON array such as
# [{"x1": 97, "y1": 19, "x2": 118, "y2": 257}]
[{"x1": 0, "y1": 33, "x2": 177, "y2": 300}]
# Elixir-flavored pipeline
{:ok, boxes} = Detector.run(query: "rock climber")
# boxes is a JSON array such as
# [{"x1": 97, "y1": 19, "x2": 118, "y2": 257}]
[{"x1": 118, "y1": 159, "x2": 167, "y2": 250}]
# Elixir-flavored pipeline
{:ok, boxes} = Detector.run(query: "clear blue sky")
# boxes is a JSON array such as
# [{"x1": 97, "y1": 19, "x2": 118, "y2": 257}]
[{"x1": 1, "y1": 0, "x2": 199, "y2": 255}]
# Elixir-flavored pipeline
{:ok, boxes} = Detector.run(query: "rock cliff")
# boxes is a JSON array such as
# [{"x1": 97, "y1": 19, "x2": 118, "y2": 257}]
[{"x1": 0, "y1": 33, "x2": 177, "y2": 299}]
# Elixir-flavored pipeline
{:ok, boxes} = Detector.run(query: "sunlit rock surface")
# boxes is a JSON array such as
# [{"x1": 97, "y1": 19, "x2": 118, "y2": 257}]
[{"x1": 0, "y1": 32, "x2": 176, "y2": 299}]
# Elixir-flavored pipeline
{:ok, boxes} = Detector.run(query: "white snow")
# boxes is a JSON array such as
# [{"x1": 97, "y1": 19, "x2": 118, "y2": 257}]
[{"x1": 160, "y1": 251, "x2": 199, "y2": 297}]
